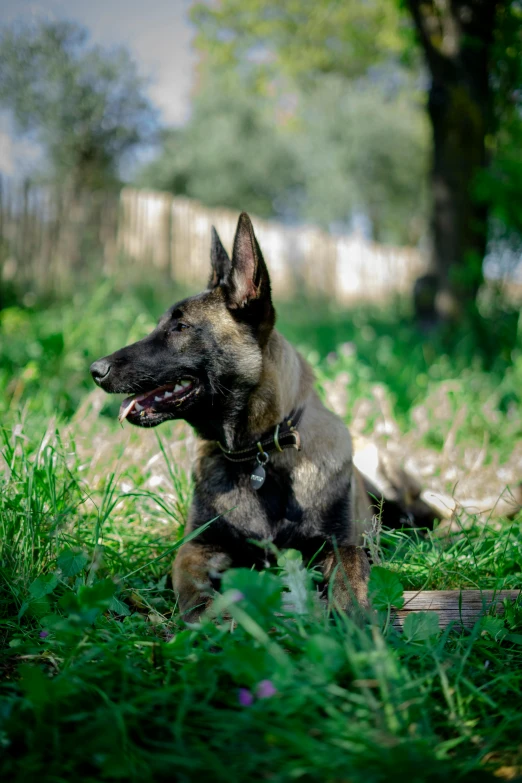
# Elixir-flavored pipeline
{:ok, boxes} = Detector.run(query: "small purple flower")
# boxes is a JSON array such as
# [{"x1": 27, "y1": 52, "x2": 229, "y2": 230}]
[
  {"x1": 228, "y1": 589, "x2": 245, "y2": 604},
  {"x1": 39, "y1": 630, "x2": 49, "y2": 639},
  {"x1": 256, "y1": 680, "x2": 277, "y2": 700},
  {"x1": 238, "y1": 688, "x2": 254, "y2": 707}
]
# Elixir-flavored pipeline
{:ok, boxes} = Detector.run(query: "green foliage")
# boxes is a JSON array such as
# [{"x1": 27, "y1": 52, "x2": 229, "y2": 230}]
[
  {"x1": 402, "y1": 611, "x2": 440, "y2": 642},
  {"x1": 57, "y1": 548, "x2": 89, "y2": 577},
  {"x1": 192, "y1": 0, "x2": 413, "y2": 81},
  {"x1": 368, "y1": 566, "x2": 404, "y2": 610},
  {"x1": 0, "y1": 281, "x2": 521, "y2": 780},
  {"x1": 277, "y1": 548, "x2": 320, "y2": 615},
  {"x1": 290, "y1": 74, "x2": 428, "y2": 242},
  {"x1": 0, "y1": 280, "x2": 162, "y2": 419},
  {"x1": 139, "y1": 72, "x2": 301, "y2": 220},
  {"x1": 137, "y1": 0, "x2": 429, "y2": 243},
  {"x1": 475, "y1": 2, "x2": 522, "y2": 243},
  {"x1": 188, "y1": 0, "x2": 522, "y2": 308},
  {"x1": 140, "y1": 66, "x2": 428, "y2": 243},
  {"x1": 0, "y1": 20, "x2": 156, "y2": 189},
  {"x1": 0, "y1": 423, "x2": 520, "y2": 780}
]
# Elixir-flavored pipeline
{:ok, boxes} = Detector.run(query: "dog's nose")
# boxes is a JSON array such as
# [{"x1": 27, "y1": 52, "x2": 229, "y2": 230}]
[{"x1": 90, "y1": 358, "x2": 111, "y2": 386}]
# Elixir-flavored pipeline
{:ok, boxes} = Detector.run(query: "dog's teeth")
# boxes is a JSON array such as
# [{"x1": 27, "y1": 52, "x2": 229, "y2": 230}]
[
  {"x1": 164, "y1": 390, "x2": 173, "y2": 398},
  {"x1": 119, "y1": 399, "x2": 136, "y2": 423},
  {"x1": 135, "y1": 402, "x2": 144, "y2": 412},
  {"x1": 154, "y1": 396, "x2": 162, "y2": 402},
  {"x1": 174, "y1": 384, "x2": 183, "y2": 393}
]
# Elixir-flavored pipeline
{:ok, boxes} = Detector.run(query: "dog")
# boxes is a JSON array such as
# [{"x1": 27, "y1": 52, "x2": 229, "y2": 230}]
[{"x1": 91, "y1": 212, "x2": 436, "y2": 621}]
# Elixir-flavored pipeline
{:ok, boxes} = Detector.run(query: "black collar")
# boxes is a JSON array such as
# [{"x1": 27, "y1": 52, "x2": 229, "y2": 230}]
[{"x1": 218, "y1": 407, "x2": 304, "y2": 463}]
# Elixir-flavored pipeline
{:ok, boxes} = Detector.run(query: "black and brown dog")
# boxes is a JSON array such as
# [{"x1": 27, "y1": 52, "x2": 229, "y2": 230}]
[{"x1": 91, "y1": 213, "x2": 434, "y2": 621}]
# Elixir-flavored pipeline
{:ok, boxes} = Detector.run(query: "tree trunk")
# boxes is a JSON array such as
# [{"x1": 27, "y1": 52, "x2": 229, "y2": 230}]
[{"x1": 407, "y1": 0, "x2": 499, "y2": 318}]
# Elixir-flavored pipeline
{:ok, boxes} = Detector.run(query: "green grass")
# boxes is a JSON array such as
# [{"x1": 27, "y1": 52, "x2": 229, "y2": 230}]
[{"x1": 0, "y1": 280, "x2": 521, "y2": 781}]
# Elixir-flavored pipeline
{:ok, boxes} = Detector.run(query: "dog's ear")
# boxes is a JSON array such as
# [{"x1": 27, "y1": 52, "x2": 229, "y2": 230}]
[
  {"x1": 208, "y1": 226, "x2": 231, "y2": 288},
  {"x1": 221, "y1": 212, "x2": 275, "y2": 342},
  {"x1": 227, "y1": 212, "x2": 271, "y2": 308}
]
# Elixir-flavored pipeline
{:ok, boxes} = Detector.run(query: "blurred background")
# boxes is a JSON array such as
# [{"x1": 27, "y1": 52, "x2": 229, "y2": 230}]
[{"x1": 0, "y1": 0, "x2": 521, "y2": 504}]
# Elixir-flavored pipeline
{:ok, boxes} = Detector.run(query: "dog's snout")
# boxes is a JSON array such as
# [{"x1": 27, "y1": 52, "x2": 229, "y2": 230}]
[{"x1": 90, "y1": 358, "x2": 111, "y2": 386}]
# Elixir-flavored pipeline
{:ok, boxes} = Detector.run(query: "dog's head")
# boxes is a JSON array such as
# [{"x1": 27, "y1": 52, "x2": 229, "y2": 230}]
[{"x1": 90, "y1": 212, "x2": 275, "y2": 430}]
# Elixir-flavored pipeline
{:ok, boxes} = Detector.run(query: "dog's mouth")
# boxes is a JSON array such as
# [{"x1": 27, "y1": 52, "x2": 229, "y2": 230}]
[{"x1": 118, "y1": 378, "x2": 201, "y2": 427}]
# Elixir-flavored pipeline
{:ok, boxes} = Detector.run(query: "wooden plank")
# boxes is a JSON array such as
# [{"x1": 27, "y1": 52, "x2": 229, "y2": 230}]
[{"x1": 394, "y1": 590, "x2": 520, "y2": 629}]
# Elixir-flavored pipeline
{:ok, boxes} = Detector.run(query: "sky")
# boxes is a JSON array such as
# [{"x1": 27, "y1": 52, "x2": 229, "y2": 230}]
[{"x1": 0, "y1": 0, "x2": 197, "y2": 175}]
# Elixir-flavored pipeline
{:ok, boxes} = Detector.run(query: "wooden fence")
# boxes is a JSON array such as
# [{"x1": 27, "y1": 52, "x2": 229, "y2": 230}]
[{"x1": 0, "y1": 178, "x2": 429, "y2": 302}]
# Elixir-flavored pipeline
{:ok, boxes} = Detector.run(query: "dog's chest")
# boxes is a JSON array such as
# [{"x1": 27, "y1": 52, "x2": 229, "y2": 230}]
[
  {"x1": 256, "y1": 463, "x2": 303, "y2": 526},
  {"x1": 198, "y1": 453, "x2": 352, "y2": 563},
  {"x1": 217, "y1": 459, "x2": 311, "y2": 534},
  {"x1": 231, "y1": 462, "x2": 348, "y2": 548},
  {"x1": 229, "y1": 468, "x2": 324, "y2": 559}
]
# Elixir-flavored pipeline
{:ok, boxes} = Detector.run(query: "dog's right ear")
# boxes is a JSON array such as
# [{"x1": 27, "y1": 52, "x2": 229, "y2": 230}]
[{"x1": 208, "y1": 226, "x2": 231, "y2": 288}]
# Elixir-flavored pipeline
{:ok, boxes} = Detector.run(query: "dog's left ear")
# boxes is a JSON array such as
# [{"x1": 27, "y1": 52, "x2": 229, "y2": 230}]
[
  {"x1": 226, "y1": 213, "x2": 270, "y2": 308},
  {"x1": 222, "y1": 212, "x2": 275, "y2": 341}
]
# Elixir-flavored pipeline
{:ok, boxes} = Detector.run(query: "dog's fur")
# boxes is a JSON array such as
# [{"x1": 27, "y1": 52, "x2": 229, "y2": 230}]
[{"x1": 91, "y1": 213, "x2": 434, "y2": 621}]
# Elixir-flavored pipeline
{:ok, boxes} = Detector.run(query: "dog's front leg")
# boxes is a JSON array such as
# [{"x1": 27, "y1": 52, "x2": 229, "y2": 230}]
[
  {"x1": 321, "y1": 545, "x2": 370, "y2": 616},
  {"x1": 173, "y1": 542, "x2": 232, "y2": 623}
]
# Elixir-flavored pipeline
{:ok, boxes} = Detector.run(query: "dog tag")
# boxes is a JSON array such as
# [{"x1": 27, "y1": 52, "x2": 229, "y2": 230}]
[{"x1": 250, "y1": 462, "x2": 266, "y2": 491}]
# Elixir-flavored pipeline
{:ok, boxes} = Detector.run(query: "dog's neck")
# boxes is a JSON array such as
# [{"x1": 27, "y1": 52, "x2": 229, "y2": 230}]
[
  {"x1": 188, "y1": 329, "x2": 314, "y2": 450},
  {"x1": 244, "y1": 330, "x2": 312, "y2": 439}
]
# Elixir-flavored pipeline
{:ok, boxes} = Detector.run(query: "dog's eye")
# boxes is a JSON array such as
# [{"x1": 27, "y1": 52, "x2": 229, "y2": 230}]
[{"x1": 171, "y1": 321, "x2": 189, "y2": 333}]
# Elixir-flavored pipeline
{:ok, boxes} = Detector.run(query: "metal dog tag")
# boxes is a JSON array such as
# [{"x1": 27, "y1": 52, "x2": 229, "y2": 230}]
[{"x1": 250, "y1": 462, "x2": 266, "y2": 491}]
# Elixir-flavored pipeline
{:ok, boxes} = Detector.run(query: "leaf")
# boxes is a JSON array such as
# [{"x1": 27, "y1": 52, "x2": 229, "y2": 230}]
[
  {"x1": 27, "y1": 595, "x2": 51, "y2": 619},
  {"x1": 163, "y1": 629, "x2": 197, "y2": 661},
  {"x1": 156, "y1": 573, "x2": 168, "y2": 592},
  {"x1": 221, "y1": 569, "x2": 282, "y2": 614},
  {"x1": 277, "y1": 549, "x2": 302, "y2": 566},
  {"x1": 58, "y1": 591, "x2": 80, "y2": 613},
  {"x1": 220, "y1": 646, "x2": 272, "y2": 684},
  {"x1": 109, "y1": 596, "x2": 131, "y2": 616},
  {"x1": 78, "y1": 579, "x2": 117, "y2": 610},
  {"x1": 278, "y1": 549, "x2": 315, "y2": 615},
  {"x1": 221, "y1": 569, "x2": 282, "y2": 628},
  {"x1": 403, "y1": 611, "x2": 440, "y2": 642},
  {"x1": 58, "y1": 548, "x2": 89, "y2": 577},
  {"x1": 368, "y1": 566, "x2": 404, "y2": 610},
  {"x1": 480, "y1": 615, "x2": 507, "y2": 642},
  {"x1": 505, "y1": 632, "x2": 522, "y2": 645},
  {"x1": 19, "y1": 664, "x2": 50, "y2": 709},
  {"x1": 29, "y1": 573, "x2": 58, "y2": 599},
  {"x1": 40, "y1": 613, "x2": 63, "y2": 629},
  {"x1": 305, "y1": 634, "x2": 345, "y2": 676}
]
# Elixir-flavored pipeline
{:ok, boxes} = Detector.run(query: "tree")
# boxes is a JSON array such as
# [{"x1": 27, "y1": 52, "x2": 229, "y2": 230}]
[
  {"x1": 0, "y1": 20, "x2": 156, "y2": 191},
  {"x1": 290, "y1": 74, "x2": 429, "y2": 244},
  {"x1": 192, "y1": 0, "x2": 519, "y2": 316},
  {"x1": 475, "y1": 3, "x2": 522, "y2": 252},
  {"x1": 140, "y1": 66, "x2": 429, "y2": 245},
  {"x1": 138, "y1": 72, "x2": 301, "y2": 219},
  {"x1": 406, "y1": 0, "x2": 499, "y2": 315},
  {"x1": 192, "y1": 0, "x2": 410, "y2": 81}
]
